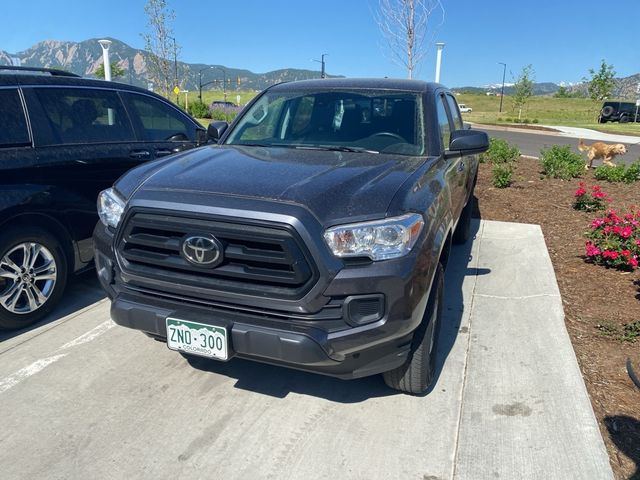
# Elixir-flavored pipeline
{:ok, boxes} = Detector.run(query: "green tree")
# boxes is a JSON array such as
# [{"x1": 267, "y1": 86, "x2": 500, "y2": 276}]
[
  {"x1": 585, "y1": 60, "x2": 616, "y2": 101},
  {"x1": 95, "y1": 62, "x2": 125, "y2": 79},
  {"x1": 142, "y1": 0, "x2": 180, "y2": 98},
  {"x1": 554, "y1": 85, "x2": 570, "y2": 98},
  {"x1": 512, "y1": 64, "x2": 534, "y2": 121}
]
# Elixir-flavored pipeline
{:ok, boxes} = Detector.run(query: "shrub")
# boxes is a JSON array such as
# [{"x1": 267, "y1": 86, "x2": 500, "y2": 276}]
[
  {"x1": 188, "y1": 100, "x2": 211, "y2": 119},
  {"x1": 585, "y1": 209, "x2": 640, "y2": 271},
  {"x1": 540, "y1": 145, "x2": 584, "y2": 179},
  {"x1": 594, "y1": 160, "x2": 640, "y2": 183},
  {"x1": 492, "y1": 163, "x2": 513, "y2": 188},
  {"x1": 210, "y1": 109, "x2": 239, "y2": 122},
  {"x1": 522, "y1": 118, "x2": 530, "y2": 124},
  {"x1": 481, "y1": 138, "x2": 520, "y2": 164},
  {"x1": 497, "y1": 117, "x2": 503, "y2": 122},
  {"x1": 505, "y1": 117, "x2": 512, "y2": 123},
  {"x1": 532, "y1": 119, "x2": 539, "y2": 124},
  {"x1": 573, "y1": 183, "x2": 610, "y2": 211}
]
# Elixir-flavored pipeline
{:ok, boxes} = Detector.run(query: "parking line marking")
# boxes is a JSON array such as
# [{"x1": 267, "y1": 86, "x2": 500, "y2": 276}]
[
  {"x1": 59, "y1": 320, "x2": 115, "y2": 350},
  {"x1": 0, "y1": 354, "x2": 67, "y2": 394},
  {"x1": 1, "y1": 319, "x2": 116, "y2": 395}
]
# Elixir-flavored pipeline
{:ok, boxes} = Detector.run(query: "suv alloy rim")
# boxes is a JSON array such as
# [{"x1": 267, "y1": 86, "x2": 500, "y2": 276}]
[{"x1": 0, "y1": 242, "x2": 57, "y2": 314}]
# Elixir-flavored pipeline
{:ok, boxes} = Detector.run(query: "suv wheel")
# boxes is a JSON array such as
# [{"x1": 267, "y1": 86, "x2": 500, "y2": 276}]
[
  {"x1": 383, "y1": 263, "x2": 444, "y2": 394},
  {"x1": 0, "y1": 228, "x2": 68, "y2": 330},
  {"x1": 600, "y1": 106, "x2": 615, "y2": 118},
  {"x1": 619, "y1": 115, "x2": 630, "y2": 124}
]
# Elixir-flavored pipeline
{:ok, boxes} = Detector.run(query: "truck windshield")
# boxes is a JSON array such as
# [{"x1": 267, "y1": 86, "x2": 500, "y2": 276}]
[{"x1": 224, "y1": 90, "x2": 425, "y2": 156}]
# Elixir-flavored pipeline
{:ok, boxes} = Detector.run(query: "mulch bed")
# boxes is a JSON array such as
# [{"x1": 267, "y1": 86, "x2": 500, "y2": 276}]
[{"x1": 473, "y1": 158, "x2": 640, "y2": 480}]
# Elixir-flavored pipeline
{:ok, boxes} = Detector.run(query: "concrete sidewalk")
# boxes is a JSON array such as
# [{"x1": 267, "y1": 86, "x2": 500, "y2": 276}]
[{"x1": 0, "y1": 220, "x2": 613, "y2": 479}]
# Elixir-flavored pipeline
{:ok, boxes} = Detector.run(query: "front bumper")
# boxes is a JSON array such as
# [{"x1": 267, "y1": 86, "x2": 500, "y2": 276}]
[{"x1": 94, "y1": 211, "x2": 438, "y2": 379}]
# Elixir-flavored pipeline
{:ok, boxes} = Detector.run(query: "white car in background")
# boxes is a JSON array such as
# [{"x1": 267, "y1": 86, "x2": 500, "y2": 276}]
[{"x1": 458, "y1": 104, "x2": 473, "y2": 113}]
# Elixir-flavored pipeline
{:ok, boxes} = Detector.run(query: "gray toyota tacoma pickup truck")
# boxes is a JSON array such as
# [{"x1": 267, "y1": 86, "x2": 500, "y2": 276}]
[{"x1": 93, "y1": 78, "x2": 488, "y2": 394}]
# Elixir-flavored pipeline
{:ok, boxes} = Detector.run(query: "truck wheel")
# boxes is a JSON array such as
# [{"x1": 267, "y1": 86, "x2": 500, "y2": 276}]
[
  {"x1": 619, "y1": 115, "x2": 630, "y2": 124},
  {"x1": 453, "y1": 195, "x2": 474, "y2": 245},
  {"x1": 0, "y1": 228, "x2": 68, "y2": 330},
  {"x1": 383, "y1": 263, "x2": 444, "y2": 394}
]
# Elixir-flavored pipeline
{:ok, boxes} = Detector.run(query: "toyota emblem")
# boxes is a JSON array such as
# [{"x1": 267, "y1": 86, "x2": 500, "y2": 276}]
[{"x1": 181, "y1": 235, "x2": 223, "y2": 267}]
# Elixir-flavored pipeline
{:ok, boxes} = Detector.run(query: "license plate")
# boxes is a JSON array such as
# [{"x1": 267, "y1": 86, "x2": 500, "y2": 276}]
[{"x1": 166, "y1": 318, "x2": 228, "y2": 360}]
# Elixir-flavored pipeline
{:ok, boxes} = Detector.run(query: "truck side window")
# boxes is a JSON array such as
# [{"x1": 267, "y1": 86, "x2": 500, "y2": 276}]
[
  {"x1": 445, "y1": 95, "x2": 464, "y2": 130},
  {"x1": 436, "y1": 95, "x2": 451, "y2": 149},
  {"x1": 0, "y1": 89, "x2": 31, "y2": 147}
]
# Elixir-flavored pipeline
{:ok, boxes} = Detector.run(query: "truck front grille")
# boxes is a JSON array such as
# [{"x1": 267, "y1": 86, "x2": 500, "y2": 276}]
[{"x1": 117, "y1": 212, "x2": 316, "y2": 299}]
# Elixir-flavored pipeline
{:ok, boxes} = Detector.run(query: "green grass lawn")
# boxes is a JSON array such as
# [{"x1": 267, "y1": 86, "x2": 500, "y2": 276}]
[{"x1": 457, "y1": 93, "x2": 640, "y2": 136}]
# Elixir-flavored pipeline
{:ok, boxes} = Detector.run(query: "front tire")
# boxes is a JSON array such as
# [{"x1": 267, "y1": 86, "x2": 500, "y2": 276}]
[
  {"x1": 383, "y1": 263, "x2": 444, "y2": 394},
  {"x1": 0, "y1": 228, "x2": 68, "y2": 330}
]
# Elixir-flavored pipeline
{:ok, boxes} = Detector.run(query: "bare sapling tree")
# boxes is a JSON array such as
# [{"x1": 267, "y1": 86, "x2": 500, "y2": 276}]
[
  {"x1": 512, "y1": 64, "x2": 535, "y2": 121},
  {"x1": 374, "y1": 0, "x2": 445, "y2": 79},
  {"x1": 142, "y1": 0, "x2": 178, "y2": 98}
]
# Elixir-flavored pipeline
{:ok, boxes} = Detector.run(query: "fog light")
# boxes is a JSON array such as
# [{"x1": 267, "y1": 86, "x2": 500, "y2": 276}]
[{"x1": 344, "y1": 294, "x2": 385, "y2": 326}]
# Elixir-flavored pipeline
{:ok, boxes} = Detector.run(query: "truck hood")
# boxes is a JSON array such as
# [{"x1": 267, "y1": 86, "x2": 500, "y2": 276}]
[{"x1": 128, "y1": 145, "x2": 427, "y2": 225}]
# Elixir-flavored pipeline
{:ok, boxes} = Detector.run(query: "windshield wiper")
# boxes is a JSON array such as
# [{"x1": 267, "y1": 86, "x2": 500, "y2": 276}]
[{"x1": 294, "y1": 145, "x2": 380, "y2": 154}]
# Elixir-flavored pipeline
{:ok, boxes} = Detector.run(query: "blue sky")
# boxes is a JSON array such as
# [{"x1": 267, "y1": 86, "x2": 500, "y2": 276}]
[{"x1": 2, "y1": 0, "x2": 638, "y2": 87}]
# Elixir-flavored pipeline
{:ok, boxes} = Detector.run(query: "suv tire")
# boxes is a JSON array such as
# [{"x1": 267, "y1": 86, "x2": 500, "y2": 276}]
[
  {"x1": 619, "y1": 115, "x2": 630, "y2": 124},
  {"x1": 601, "y1": 106, "x2": 615, "y2": 118},
  {"x1": 0, "y1": 227, "x2": 68, "y2": 330},
  {"x1": 383, "y1": 262, "x2": 444, "y2": 394}
]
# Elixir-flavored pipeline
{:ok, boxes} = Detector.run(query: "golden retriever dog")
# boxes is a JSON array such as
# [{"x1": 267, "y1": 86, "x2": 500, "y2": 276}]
[{"x1": 578, "y1": 139, "x2": 627, "y2": 169}]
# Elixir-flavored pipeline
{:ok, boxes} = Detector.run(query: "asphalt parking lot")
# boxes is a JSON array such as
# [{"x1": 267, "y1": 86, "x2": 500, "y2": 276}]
[{"x1": 0, "y1": 220, "x2": 613, "y2": 480}]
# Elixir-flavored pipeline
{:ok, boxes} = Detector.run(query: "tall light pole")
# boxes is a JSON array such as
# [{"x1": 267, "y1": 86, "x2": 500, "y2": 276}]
[
  {"x1": 498, "y1": 62, "x2": 507, "y2": 113},
  {"x1": 313, "y1": 53, "x2": 327, "y2": 79},
  {"x1": 434, "y1": 42, "x2": 445, "y2": 83},
  {"x1": 98, "y1": 39, "x2": 112, "y2": 81}
]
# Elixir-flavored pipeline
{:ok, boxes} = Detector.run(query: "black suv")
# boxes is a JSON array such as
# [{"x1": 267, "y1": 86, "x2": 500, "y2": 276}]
[
  {"x1": 0, "y1": 66, "x2": 206, "y2": 330},
  {"x1": 599, "y1": 101, "x2": 639, "y2": 123},
  {"x1": 94, "y1": 78, "x2": 488, "y2": 394}
]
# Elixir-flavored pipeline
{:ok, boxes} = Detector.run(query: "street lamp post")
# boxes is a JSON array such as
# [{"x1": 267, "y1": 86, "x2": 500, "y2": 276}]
[
  {"x1": 97, "y1": 39, "x2": 112, "y2": 81},
  {"x1": 215, "y1": 67, "x2": 227, "y2": 103},
  {"x1": 313, "y1": 53, "x2": 327, "y2": 79},
  {"x1": 434, "y1": 43, "x2": 445, "y2": 83},
  {"x1": 498, "y1": 62, "x2": 507, "y2": 113},
  {"x1": 171, "y1": 37, "x2": 178, "y2": 103},
  {"x1": 198, "y1": 66, "x2": 213, "y2": 101}
]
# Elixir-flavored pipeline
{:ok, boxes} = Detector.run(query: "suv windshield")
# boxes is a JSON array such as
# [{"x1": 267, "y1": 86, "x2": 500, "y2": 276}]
[{"x1": 225, "y1": 90, "x2": 425, "y2": 156}]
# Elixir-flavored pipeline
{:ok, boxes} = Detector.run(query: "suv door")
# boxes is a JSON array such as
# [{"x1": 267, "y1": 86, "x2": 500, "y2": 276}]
[
  {"x1": 23, "y1": 86, "x2": 140, "y2": 262},
  {"x1": 121, "y1": 92, "x2": 202, "y2": 159}
]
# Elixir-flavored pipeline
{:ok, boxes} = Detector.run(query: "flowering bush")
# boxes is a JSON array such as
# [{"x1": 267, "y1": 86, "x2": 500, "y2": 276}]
[
  {"x1": 585, "y1": 209, "x2": 640, "y2": 270},
  {"x1": 573, "y1": 183, "x2": 610, "y2": 211}
]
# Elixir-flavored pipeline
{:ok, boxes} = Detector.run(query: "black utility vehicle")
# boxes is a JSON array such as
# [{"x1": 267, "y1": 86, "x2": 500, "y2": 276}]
[
  {"x1": 599, "y1": 100, "x2": 639, "y2": 123},
  {"x1": 0, "y1": 66, "x2": 206, "y2": 330},
  {"x1": 94, "y1": 78, "x2": 488, "y2": 393}
]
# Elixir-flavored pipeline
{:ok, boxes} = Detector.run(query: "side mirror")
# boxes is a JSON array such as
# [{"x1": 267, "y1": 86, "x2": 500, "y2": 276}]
[
  {"x1": 207, "y1": 121, "x2": 229, "y2": 142},
  {"x1": 196, "y1": 128, "x2": 207, "y2": 145},
  {"x1": 446, "y1": 129, "x2": 489, "y2": 156}
]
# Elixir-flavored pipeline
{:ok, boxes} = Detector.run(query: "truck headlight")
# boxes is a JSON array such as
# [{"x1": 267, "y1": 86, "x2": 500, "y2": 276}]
[
  {"x1": 97, "y1": 188, "x2": 125, "y2": 229},
  {"x1": 323, "y1": 213, "x2": 424, "y2": 261}
]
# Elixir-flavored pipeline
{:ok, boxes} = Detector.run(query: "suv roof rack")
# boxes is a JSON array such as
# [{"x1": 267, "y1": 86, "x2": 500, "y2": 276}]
[{"x1": 0, "y1": 65, "x2": 81, "y2": 77}]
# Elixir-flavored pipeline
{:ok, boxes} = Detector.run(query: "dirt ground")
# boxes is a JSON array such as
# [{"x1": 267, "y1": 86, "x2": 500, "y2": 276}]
[{"x1": 473, "y1": 158, "x2": 640, "y2": 480}]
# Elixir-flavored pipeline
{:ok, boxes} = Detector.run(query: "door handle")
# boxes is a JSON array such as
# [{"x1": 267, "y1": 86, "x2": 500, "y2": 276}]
[
  {"x1": 155, "y1": 149, "x2": 173, "y2": 157},
  {"x1": 457, "y1": 161, "x2": 465, "y2": 172},
  {"x1": 129, "y1": 150, "x2": 151, "y2": 159}
]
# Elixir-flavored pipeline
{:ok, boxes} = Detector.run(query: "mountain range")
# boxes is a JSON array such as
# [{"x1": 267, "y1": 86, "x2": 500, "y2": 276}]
[
  {"x1": 1, "y1": 37, "x2": 638, "y2": 99},
  {"x1": 0, "y1": 38, "x2": 338, "y2": 92}
]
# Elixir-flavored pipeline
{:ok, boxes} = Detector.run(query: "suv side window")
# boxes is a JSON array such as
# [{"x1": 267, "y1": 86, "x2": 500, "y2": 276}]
[
  {"x1": 436, "y1": 94, "x2": 451, "y2": 149},
  {"x1": 29, "y1": 87, "x2": 134, "y2": 146},
  {"x1": 123, "y1": 93, "x2": 194, "y2": 141},
  {"x1": 0, "y1": 88, "x2": 31, "y2": 147},
  {"x1": 445, "y1": 95, "x2": 464, "y2": 130}
]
